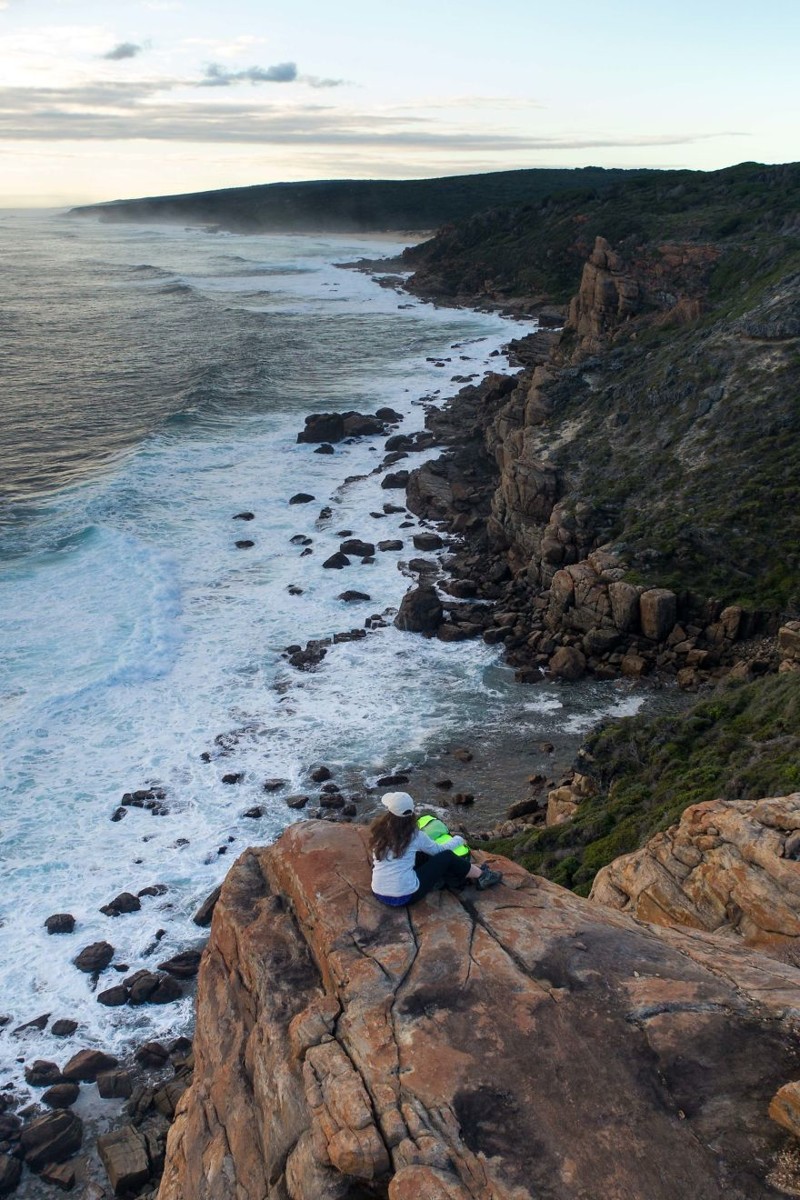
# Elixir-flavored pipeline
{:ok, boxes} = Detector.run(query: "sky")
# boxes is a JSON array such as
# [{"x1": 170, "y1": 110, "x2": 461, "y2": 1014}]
[{"x1": 1, "y1": 0, "x2": 798, "y2": 205}]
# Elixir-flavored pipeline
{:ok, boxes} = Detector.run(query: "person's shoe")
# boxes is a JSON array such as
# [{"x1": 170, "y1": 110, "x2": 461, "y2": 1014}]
[{"x1": 476, "y1": 864, "x2": 502, "y2": 890}]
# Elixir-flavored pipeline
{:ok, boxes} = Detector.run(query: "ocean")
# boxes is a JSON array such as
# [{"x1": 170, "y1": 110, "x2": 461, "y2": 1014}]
[{"x1": 0, "y1": 211, "x2": 644, "y2": 1094}]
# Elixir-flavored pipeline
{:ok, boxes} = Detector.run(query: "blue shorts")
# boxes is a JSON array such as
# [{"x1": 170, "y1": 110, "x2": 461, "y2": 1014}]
[{"x1": 373, "y1": 890, "x2": 416, "y2": 907}]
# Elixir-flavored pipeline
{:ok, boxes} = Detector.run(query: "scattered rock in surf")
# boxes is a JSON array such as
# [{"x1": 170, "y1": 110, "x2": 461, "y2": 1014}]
[
  {"x1": 342, "y1": 412, "x2": 388, "y2": 438},
  {"x1": 287, "y1": 585, "x2": 303, "y2": 595},
  {"x1": 243, "y1": 805, "x2": 265, "y2": 819},
  {"x1": 24, "y1": 1061, "x2": 63, "y2": 1088},
  {"x1": 98, "y1": 985, "x2": 128, "y2": 1007},
  {"x1": 322, "y1": 552, "x2": 350, "y2": 569},
  {"x1": 378, "y1": 540, "x2": 403, "y2": 551},
  {"x1": 365, "y1": 615, "x2": 389, "y2": 629},
  {"x1": 287, "y1": 640, "x2": 329, "y2": 670},
  {"x1": 100, "y1": 892, "x2": 141, "y2": 917},
  {"x1": 135, "y1": 1042, "x2": 170, "y2": 1068},
  {"x1": 121, "y1": 788, "x2": 168, "y2": 816},
  {"x1": 200, "y1": 752, "x2": 211, "y2": 763},
  {"x1": 435, "y1": 779, "x2": 453, "y2": 790},
  {"x1": 235, "y1": 539, "x2": 254, "y2": 549},
  {"x1": 381, "y1": 471, "x2": 409, "y2": 489},
  {"x1": 157, "y1": 950, "x2": 202, "y2": 979},
  {"x1": 399, "y1": 519, "x2": 414, "y2": 528},
  {"x1": 222, "y1": 773, "x2": 244, "y2": 785},
  {"x1": 137, "y1": 883, "x2": 168, "y2": 898},
  {"x1": 300, "y1": 547, "x2": 313, "y2": 557},
  {"x1": 125, "y1": 970, "x2": 183, "y2": 1006},
  {"x1": 290, "y1": 534, "x2": 312, "y2": 546},
  {"x1": 97, "y1": 1069, "x2": 133, "y2": 1100},
  {"x1": 193, "y1": 886, "x2": 221, "y2": 928},
  {"x1": 74, "y1": 942, "x2": 114, "y2": 973},
  {"x1": 97, "y1": 1125, "x2": 150, "y2": 1195},
  {"x1": 42, "y1": 1082, "x2": 80, "y2": 1110},
  {"x1": 297, "y1": 413, "x2": 345, "y2": 443},
  {"x1": 317, "y1": 506, "x2": 333, "y2": 520},
  {"x1": 310, "y1": 766, "x2": 332, "y2": 783},
  {"x1": 342, "y1": 802, "x2": 358, "y2": 817},
  {"x1": 451, "y1": 747, "x2": 473, "y2": 763},
  {"x1": 51, "y1": 1020, "x2": 78, "y2": 1038},
  {"x1": 20, "y1": 1109, "x2": 83, "y2": 1170},
  {"x1": 370, "y1": 511, "x2": 386, "y2": 518},
  {"x1": 340, "y1": 539, "x2": 374, "y2": 557},
  {"x1": 314, "y1": 443, "x2": 335, "y2": 455},
  {"x1": 263, "y1": 778, "x2": 285, "y2": 792},
  {"x1": 13, "y1": 1012, "x2": 50, "y2": 1034},
  {"x1": 0, "y1": 1155, "x2": 21, "y2": 1195},
  {"x1": 45, "y1": 913, "x2": 75, "y2": 935},
  {"x1": 286, "y1": 796, "x2": 309, "y2": 810},
  {"x1": 383, "y1": 503, "x2": 405, "y2": 514},
  {"x1": 394, "y1": 584, "x2": 443, "y2": 634},
  {"x1": 319, "y1": 794, "x2": 345, "y2": 809},
  {"x1": 336, "y1": 529, "x2": 353, "y2": 537},
  {"x1": 333, "y1": 629, "x2": 367, "y2": 643},
  {"x1": 382, "y1": 452, "x2": 408, "y2": 468},
  {"x1": 376, "y1": 774, "x2": 410, "y2": 787},
  {"x1": 111, "y1": 806, "x2": 127, "y2": 821},
  {"x1": 321, "y1": 782, "x2": 340, "y2": 794},
  {"x1": 453, "y1": 793, "x2": 475, "y2": 806},
  {"x1": 413, "y1": 532, "x2": 444, "y2": 551},
  {"x1": 63, "y1": 1049, "x2": 119, "y2": 1082},
  {"x1": 375, "y1": 407, "x2": 403, "y2": 422},
  {"x1": 232, "y1": 512, "x2": 254, "y2": 521},
  {"x1": 289, "y1": 493, "x2": 315, "y2": 505},
  {"x1": 338, "y1": 590, "x2": 371, "y2": 603},
  {"x1": 385, "y1": 433, "x2": 414, "y2": 452}
]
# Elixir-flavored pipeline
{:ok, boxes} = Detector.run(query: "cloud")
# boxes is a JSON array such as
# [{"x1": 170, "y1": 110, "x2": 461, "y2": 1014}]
[
  {"x1": 103, "y1": 42, "x2": 144, "y2": 61},
  {"x1": 199, "y1": 62, "x2": 346, "y2": 89},
  {"x1": 201, "y1": 61, "x2": 298, "y2": 87}
]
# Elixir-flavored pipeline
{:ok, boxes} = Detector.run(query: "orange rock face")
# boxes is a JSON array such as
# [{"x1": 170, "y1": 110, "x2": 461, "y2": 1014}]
[
  {"x1": 591, "y1": 794, "x2": 800, "y2": 963},
  {"x1": 158, "y1": 821, "x2": 800, "y2": 1200}
]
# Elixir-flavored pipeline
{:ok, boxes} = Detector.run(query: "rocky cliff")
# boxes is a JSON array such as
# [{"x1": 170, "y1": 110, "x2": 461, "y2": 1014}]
[{"x1": 158, "y1": 821, "x2": 800, "y2": 1199}]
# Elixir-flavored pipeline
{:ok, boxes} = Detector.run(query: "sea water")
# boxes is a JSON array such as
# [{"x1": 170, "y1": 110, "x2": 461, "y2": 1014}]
[{"x1": 0, "y1": 212, "x2": 644, "y2": 1091}]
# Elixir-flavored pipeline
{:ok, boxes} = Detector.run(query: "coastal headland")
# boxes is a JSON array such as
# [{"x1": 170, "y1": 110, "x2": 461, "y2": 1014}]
[{"x1": 5, "y1": 161, "x2": 800, "y2": 1196}]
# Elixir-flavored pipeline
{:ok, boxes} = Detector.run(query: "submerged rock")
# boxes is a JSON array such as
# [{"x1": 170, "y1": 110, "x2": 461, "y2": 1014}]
[{"x1": 157, "y1": 822, "x2": 800, "y2": 1200}]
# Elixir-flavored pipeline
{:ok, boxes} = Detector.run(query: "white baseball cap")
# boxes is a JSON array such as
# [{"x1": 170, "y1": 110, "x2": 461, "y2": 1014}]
[{"x1": 381, "y1": 791, "x2": 415, "y2": 816}]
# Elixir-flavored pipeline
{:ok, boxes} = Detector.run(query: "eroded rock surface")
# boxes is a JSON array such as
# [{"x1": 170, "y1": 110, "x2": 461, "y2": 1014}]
[
  {"x1": 591, "y1": 793, "x2": 800, "y2": 963},
  {"x1": 158, "y1": 822, "x2": 800, "y2": 1200}
]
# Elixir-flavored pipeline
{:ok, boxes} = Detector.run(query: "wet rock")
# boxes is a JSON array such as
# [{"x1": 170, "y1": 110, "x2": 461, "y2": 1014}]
[
  {"x1": 135, "y1": 1043, "x2": 170, "y2": 1069},
  {"x1": 110, "y1": 806, "x2": 127, "y2": 821},
  {"x1": 314, "y1": 443, "x2": 334, "y2": 455},
  {"x1": 338, "y1": 590, "x2": 371, "y2": 603},
  {"x1": 14, "y1": 1012, "x2": 50, "y2": 1034},
  {"x1": 286, "y1": 796, "x2": 309, "y2": 810},
  {"x1": 310, "y1": 766, "x2": 332, "y2": 783},
  {"x1": 451, "y1": 748, "x2": 473, "y2": 763},
  {"x1": 263, "y1": 778, "x2": 285, "y2": 792},
  {"x1": 383, "y1": 502, "x2": 405, "y2": 514},
  {"x1": 507, "y1": 796, "x2": 544, "y2": 820},
  {"x1": 153, "y1": 1079, "x2": 187, "y2": 1120},
  {"x1": 63, "y1": 1050, "x2": 119, "y2": 1083},
  {"x1": 97, "y1": 1070, "x2": 133, "y2": 1100},
  {"x1": 193, "y1": 886, "x2": 222, "y2": 927},
  {"x1": 297, "y1": 413, "x2": 345, "y2": 444},
  {"x1": 51, "y1": 1020, "x2": 78, "y2": 1038},
  {"x1": 100, "y1": 893, "x2": 141, "y2": 917},
  {"x1": 321, "y1": 783, "x2": 341, "y2": 794},
  {"x1": 549, "y1": 646, "x2": 587, "y2": 681},
  {"x1": 381, "y1": 470, "x2": 409, "y2": 489},
  {"x1": 317, "y1": 506, "x2": 333, "y2": 520},
  {"x1": 73, "y1": 942, "x2": 114, "y2": 973},
  {"x1": 221, "y1": 773, "x2": 244, "y2": 785},
  {"x1": 45, "y1": 914, "x2": 75, "y2": 936},
  {"x1": 333, "y1": 629, "x2": 367, "y2": 644},
  {"x1": 97, "y1": 1124, "x2": 151, "y2": 1195},
  {"x1": 234, "y1": 539, "x2": 254, "y2": 549},
  {"x1": 376, "y1": 774, "x2": 410, "y2": 787},
  {"x1": 289, "y1": 493, "x2": 315, "y2": 505},
  {"x1": 97, "y1": 986, "x2": 129, "y2": 1008},
  {"x1": 319, "y1": 794, "x2": 345, "y2": 810},
  {"x1": 232, "y1": 512, "x2": 254, "y2": 521},
  {"x1": 290, "y1": 534, "x2": 313, "y2": 546},
  {"x1": 0, "y1": 1155, "x2": 21, "y2": 1196},
  {"x1": 287, "y1": 585, "x2": 303, "y2": 595},
  {"x1": 435, "y1": 779, "x2": 453, "y2": 790},
  {"x1": 42, "y1": 1083, "x2": 80, "y2": 1110},
  {"x1": 375, "y1": 407, "x2": 403, "y2": 422},
  {"x1": 39, "y1": 1160, "x2": 78, "y2": 1191},
  {"x1": 24, "y1": 1061, "x2": 63, "y2": 1088},
  {"x1": 322, "y1": 552, "x2": 350, "y2": 569},
  {"x1": 377, "y1": 540, "x2": 403, "y2": 551},
  {"x1": 339, "y1": 539, "x2": 375, "y2": 557},
  {"x1": 394, "y1": 584, "x2": 443, "y2": 634},
  {"x1": 137, "y1": 884, "x2": 168, "y2": 898},
  {"x1": 21, "y1": 1110, "x2": 83, "y2": 1170},
  {"x1": 157, "y1": 950, "x2": 202, "y2": 979},
  {"x1": 243, "y1": 806, "x2": 265, "y2": 819},
  {"x1": 412, "y1": 532, "x2": 444, "y2": 551}
]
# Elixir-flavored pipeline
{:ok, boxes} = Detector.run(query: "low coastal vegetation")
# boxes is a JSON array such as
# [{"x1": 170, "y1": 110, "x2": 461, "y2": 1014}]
[{"x1": 487, "y1": 672, "x2": 800, "y2": 896}]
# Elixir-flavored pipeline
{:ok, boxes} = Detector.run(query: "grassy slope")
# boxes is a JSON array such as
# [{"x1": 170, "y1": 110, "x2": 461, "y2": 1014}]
[
  {"x1": 69, "y1": 167, "x2": 643, "y2": 233},
  {"x1": 487, "y1": 672, "x2": 800, "y2": 896}
]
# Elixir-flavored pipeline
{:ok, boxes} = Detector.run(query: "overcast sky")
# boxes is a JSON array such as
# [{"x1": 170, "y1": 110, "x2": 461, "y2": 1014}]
[{"x1": 2, "y1": 0, "x2": 798, "y2": 205}]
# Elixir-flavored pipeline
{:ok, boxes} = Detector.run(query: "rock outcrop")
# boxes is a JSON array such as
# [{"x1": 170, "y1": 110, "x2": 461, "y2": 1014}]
[
  {"x1": 158, "y1": 822, "x2": 800, "y2": 1200},
  {"x1": 591, "y1": 793, "x2": 800, "y2": 964}
]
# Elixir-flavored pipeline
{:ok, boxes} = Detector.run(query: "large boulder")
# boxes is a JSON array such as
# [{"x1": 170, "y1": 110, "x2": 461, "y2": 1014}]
[
  {"x1": 591, "y1": 793, "x2": 800, "y2": 964},
  {"x1": 157, "y1": 822, "x2": 800, "y2": 1200},
  {"x1": 394, "y1": 585, "x2": 443, "y2": 634},
  {"x1": 20, "y1": 1110, "x2": 83, "y2": 1171}
]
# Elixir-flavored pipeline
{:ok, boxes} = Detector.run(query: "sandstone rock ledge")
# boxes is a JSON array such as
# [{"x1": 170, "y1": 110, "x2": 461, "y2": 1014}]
[{"x1": 158, "y1": 822, "x2": 800, "y2": 1200}]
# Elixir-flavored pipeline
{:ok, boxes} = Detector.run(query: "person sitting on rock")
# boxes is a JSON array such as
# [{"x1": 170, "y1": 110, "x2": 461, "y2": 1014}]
[{"x1": 370, "y1": 791, "x2": 501, "y2": 907}]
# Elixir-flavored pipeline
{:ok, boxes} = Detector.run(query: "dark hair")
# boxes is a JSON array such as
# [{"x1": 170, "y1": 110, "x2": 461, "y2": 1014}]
[{"x1": 369, "y1": 810, "x2": 416, "y2": 861}]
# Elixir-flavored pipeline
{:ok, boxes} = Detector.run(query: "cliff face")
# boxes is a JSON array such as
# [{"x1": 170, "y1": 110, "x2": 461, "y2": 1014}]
[{"x1": 158, "y1": 822, "x2": 800, "y2": 1200}]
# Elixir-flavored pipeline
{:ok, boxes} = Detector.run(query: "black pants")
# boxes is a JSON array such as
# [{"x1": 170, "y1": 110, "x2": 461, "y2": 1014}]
[{"x1": 407, "y1": 850, "x2": 471, "y2": 904}]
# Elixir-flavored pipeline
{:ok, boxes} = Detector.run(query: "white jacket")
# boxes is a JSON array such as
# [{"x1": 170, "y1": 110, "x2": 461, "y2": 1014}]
[{"x1": 371, "y1": 828, "x2": 463, "y2": 898}]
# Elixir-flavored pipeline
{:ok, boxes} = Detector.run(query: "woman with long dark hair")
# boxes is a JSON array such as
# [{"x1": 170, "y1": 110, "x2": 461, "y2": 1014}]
[{"x1": 370, "y1": 791, "x2": 502, "y2": 907}]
